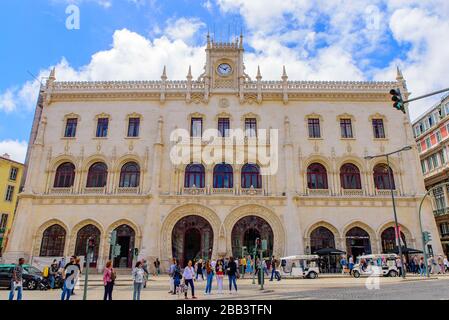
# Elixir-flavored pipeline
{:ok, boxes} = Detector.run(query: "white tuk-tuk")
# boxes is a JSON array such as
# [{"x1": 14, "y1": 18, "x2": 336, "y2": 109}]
[
  {"x1": 279, "y1": 255, "x2": 320, "y2": 279},
  {"x1": 351, "y1": 254, "x2": 399, "y2": 278}
]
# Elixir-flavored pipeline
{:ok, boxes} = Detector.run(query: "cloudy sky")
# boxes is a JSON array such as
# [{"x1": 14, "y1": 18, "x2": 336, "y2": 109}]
[{"x1": 1, "y1": 0, "x2": 448, "y2": 162}]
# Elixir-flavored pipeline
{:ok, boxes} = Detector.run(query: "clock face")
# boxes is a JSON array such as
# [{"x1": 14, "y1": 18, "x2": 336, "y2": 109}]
[{"x1": 217, "y1": 63, "x2": 232, "y2": 76}]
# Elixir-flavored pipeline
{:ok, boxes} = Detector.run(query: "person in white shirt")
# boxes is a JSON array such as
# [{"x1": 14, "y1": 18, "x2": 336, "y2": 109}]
[
  {"x1": 183, "y1": 260, "x2": 197, "y2": 299},
  {"x1": 132, "y1": 261, "x2": 145, "y2": 300}
]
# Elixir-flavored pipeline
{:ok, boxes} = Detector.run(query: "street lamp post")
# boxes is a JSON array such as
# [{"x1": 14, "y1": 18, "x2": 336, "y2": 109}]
[{"x1": 365, "y1": 146, "x2": 412, "y2": 279}]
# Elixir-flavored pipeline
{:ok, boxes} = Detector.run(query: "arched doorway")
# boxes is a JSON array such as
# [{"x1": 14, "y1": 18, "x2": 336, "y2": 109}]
[
  {"x1": 346, "y1": 227, "x2": 371, "y2": 258},
  {"x1": 231, "y1": 216, "x2": 273, "y2": 258},
  {"x1": 172, "y1": 215, "x2": 213, "y2": 267},
  {"x1": 75, "y1": 224, "x2": 101, "y2": 267},
  {"x1": 110, "y1": 225, "x2": 135, "y2": 268},
  {"x1": 310, "y1": 227, "x2": 336, "y2": 253},
  {"x1": 381, "y1": 227, "x2": 407, "y2": 253},
  {"x1": 310, "y1": 227, "x2": 337, "y2": 273}
]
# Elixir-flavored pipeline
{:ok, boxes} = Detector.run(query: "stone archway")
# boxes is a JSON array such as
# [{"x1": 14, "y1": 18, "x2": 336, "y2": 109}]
[
  {"x1": 68, "y1": 219, "x2": 104, "y2": 257},
  {"x1": 304, "y1": 221, "x2": 341, "y2": 253},
  {"x1": 104, "y1": 219, "x2": 141, "y2": 268},
  {"x1": 224, "y1": 204, "x2": 285, "y2": 258},
  {"x1": 378, "y1": 222, "x2": 414, "y2": 252},
  {"x1": 160, "y1": 204, "x2": 222, "y2": 264}
]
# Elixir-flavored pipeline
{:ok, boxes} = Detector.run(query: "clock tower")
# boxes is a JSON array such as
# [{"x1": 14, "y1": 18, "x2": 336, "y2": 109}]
[{"x1": 199, "y1": 33, "x2": 250, "y2": 96}]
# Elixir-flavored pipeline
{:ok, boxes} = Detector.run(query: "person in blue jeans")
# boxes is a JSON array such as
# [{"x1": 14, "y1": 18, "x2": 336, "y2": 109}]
[
  {"x1": 9, "y1": 258, "x2": 25, "y2": 301},
  {"x1": 227, "y1": 257, "x2": 238, "y2": 293},
  {"x1": 61, "y1": 256, "x2": 80, "y2": 301},
  {"x1": 204, "y1": 261, "x2": 214, "y2": 295}
]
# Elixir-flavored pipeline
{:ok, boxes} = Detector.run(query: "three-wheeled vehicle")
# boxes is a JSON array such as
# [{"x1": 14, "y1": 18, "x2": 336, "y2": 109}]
[
  {"x1": 279, "y1": 255, "x2": 320, "y2": 279},
  {"x1": 351, "y1": 254, "x2": 399, "y2": 278}
]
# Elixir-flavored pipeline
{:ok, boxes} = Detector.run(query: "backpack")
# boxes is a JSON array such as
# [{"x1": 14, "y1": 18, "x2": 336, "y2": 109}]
[{"x1": 111, "y1": 269, "x2": 117, "y2": 282}]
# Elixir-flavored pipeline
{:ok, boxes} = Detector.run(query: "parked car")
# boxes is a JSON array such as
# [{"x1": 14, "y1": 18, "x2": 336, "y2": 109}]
[{"x1": 0, "y1": 264, "x2": 44, "y2": 290}]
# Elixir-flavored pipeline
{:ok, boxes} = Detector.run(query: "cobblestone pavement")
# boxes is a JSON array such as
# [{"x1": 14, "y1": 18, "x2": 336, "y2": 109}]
[{"x1": 2, "y1": 275, "x2": 449, "y2": 300}]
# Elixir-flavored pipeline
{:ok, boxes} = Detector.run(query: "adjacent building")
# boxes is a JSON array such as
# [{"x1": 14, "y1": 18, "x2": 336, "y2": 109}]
[
  {"x1": 0, "y1": 154, "x2": 24, "y2": 256},
  {"x1": 413, "y1": 93, "x2": 449, "y2": 257},
  {"x1": 4, "y1": 35, "x2": 443, "y2": 271}
]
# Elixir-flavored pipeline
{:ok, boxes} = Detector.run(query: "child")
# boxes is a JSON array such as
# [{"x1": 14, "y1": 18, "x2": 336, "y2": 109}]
[{"x1": 216, "y1": 261, "x2": 224, "y2": 294}]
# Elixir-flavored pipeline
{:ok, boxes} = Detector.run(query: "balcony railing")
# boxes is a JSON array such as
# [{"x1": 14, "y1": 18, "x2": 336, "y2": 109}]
[
  {"x1": 117, "y1": 187, "x2": 140, "y2": 194},
  {"x1": 341, "y1": 189, "x2": 364, "y2": 197},
  {"x1": 211, "y1": 188, "x2": 235, "y2": 195},
  {"x1": 83, "y1": 187, "x2": 107, "y2": 194},
  {"x1": 240, "y1": 187, "x2": 263, "y2": 195},
  {"x1": 434, "y1": 207, "x2": 449, "y2": 217},
  {"x1": 375, "y1": 189, "x2": 398, "y2": 196},
  {"x1": 49, "y1": 187, "x2": 73, "y2": 195},
  {"x1": 182, "y1": 187, "x2": 206, "y2": 195},
  {"x1": 307, "y1": 189, "x2": 330, "y2": 196}
]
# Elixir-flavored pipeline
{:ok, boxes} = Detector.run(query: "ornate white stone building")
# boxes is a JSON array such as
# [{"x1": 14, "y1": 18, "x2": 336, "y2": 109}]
[{"x1": 4, "y1": 35, "x2": 443, "y2": 271}]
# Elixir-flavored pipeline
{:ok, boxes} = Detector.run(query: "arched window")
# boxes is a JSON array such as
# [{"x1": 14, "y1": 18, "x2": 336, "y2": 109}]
[
  {"x1": 40, "y1": 224, "x2": 66, "y2": 257},
  {"x1": 373, "y1": 164, "x2": 395, "y2": 190},
  {"x1": 381, "y1": 227, "x2": 407, "y2": 253},
  {"x1": 340, "y1": 163, "x2": 362, "y2": 189},
  {"x1": 310, "y1": 227, "x2": 336, "y2": 253},
  {"x1": 119, "y1": 162, "x2": 140, "y2": 188},
  {"x1": 307, "y1": 163, "x2": 328, "y2": 189},
  {"x1": 86, "y1": 162, "x2": 108, "y2": 188},
  {"x1": 184, "y1": 164, "x2": 205, "y2": 188},
  {"x1": 241, "y1": 164, "x2": 262, "y2": 189},
  {"x1": 213, "y1": 164, "x2": 233, "y2": 188},
  {"x1": 54, "y1": 162, "x2": 75, "y2": 188}
]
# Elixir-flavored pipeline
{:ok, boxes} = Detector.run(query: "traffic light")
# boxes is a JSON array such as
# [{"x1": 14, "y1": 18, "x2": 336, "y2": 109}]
[
  {"x1": 423, "y1": 231, "x2": 432, "y2": 244},
  {"x1": 108, "y1": 231, "x2": 117, "y2": 245},
  {"x1": 390, "y1": 89, "x2": 406, "y2": 114}
]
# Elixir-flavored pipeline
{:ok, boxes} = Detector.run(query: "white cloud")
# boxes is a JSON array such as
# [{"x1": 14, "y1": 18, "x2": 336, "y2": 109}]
[
  {"x1": 164, "y1": 18, "x2": 206, "y2": 43},
  {"x1": 0, "y1": 140, "x2": 28, "y2": 163},
  {"x1": 0, "y1": 90, "x2": 17, "y2": 113}
]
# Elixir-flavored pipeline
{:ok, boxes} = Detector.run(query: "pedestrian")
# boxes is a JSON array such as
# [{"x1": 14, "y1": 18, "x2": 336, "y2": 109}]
[
  {"x1": 444, "y1": 256, "x2": 449, "y2": 273},
  {"x1": 49, "y1": 259, "x2": 59, "y2": 289},
  {"x1": 58, "y1": 257, "x2": 66, "y2": 269},
  {"x1": 132, "y1": 261, "x2": 145, "y2": 300},
  {"x1": 195, "y1": 259, "x2": 204, "y2": 281},
  {"x1": 438, "y1": 256, "x2": 445, "y2": 274},
  {"x1": 340, "y1": 256, "x2": 347, "y2": 275},
  {"x1": 142, "y1": 259, "x2": 149, "y2": 288},
  {"x1": 103, "y1": 260, "x2": 115, "y2": 300},
  {"x1": 348, "y1": 255, "x2": 354, "y2": 272},
  {"x1": 71, "y1": 256, "x2": 81, "y2": 296},
  {"x1": 61, "y1": 256, "x2": 80, "y2": 300},
  {"x1": 241, "y1": 256, "x2": 247, "y2": 278},
  {"x1": 263, "y1": 259, "x2": 269, "y2": 276},
  {"x1": 172, "y1": 260, "x2": 182, "y2": 295},
  {"x1": 204, "y1": 260, "x2": 214, "y2": 295},
  {"x1": 419, "y1": 256, "x2": 426, "y2": 276},
  {"x1": 396, "y1": 256, "x2": 403, "y2": 276},
  {"x1": 169, "y1": 258, "x2": 177, "y2": 293},
  {"x1": 9, "y1": 258, "x2": 25, "y2": 301},
  {"x1": 227, "y1": 257, "x2": 238, "y2": 294},
  {"x1": 246, "y1": 256, "x2": 252, "y2": 276},
  {"x1": 183, "y1": 260, "x2": 197, "y2": 299},
  {"x1": 270, "y1": 256, "x2": 277, "y2": 281},
  {"x1": 154, "y1": 258, "x2": 161, "y2": 276},
  {"x1": 216, "y1": 260, "x2": 224, "y2": 294},
  {"x1": 413, "y1": 255, "x2": 419, "y2": 274}
]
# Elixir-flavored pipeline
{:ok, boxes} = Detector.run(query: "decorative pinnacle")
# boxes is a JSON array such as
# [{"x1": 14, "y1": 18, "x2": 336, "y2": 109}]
[
  {"x1": 282, "y1": 65, "x2": 288, "y2": 81},
  {"x1": 207, "y1": 31, "x2": 211, "y2": 49},
  {"x1": 256, "y1": 65, "x2": 262, "y2": 81},
  {"x1": 239, "y1": 31, "x2": 243, "y2": 49},
  {"x1": 396, "y1": 66, "x2": 404, "y2": 81},
  {"x1": 187, "y1": 65, "x2": 192, "y2": 80},
  {"x1": 49, "y1": 67, "x2": 56, "y2": 81},
  {"x1": 161, "y1": 66, "x2": 167, "y2": 80}
]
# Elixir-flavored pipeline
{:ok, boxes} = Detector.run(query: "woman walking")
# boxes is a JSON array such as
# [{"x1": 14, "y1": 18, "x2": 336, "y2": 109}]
[
  {"x1": 216, "y1": 261, "x2": 224, "y2": 294},
  {"x1": 132, "y1": 261, "x2": 145, "y2": 300},
  {"x1": 204, "y1": 261, "x2": 214, "y2": 295},
  {"x1": 227, "y1": 257, "x2": 238, "y2": 294},
  {"x1": 103, "y1": 260, "x2": 115, "y2": 300},
  {"x1": 183, "y1": 260, "x2": 197, "y2": 299}
]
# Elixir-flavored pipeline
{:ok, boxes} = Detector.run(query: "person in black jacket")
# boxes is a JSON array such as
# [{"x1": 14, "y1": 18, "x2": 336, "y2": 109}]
[{"x1": 227, "y1": 257, "x2": 238, "y2": 293}]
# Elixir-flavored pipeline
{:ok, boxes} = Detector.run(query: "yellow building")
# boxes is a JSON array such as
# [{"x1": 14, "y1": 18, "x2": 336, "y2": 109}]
[{"x1": 0, "y1": 153, "x2": 24, "y2": 255}]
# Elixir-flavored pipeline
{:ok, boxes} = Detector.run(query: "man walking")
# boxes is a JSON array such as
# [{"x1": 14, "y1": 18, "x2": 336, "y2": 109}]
[
  {"x1": 269, "y1": 256, "x2": 278, "y2": 281},
  {"x1": 9, "y1": 258, "x2": 25, "y2": 301},
  {"x1": 168, "y1": 258, "x2": 177, "y2": 294}
]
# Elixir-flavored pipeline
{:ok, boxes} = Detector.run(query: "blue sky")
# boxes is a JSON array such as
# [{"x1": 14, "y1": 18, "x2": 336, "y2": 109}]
[{"x1": 1, "y1": 0, "x2": 448, "y2": 162}]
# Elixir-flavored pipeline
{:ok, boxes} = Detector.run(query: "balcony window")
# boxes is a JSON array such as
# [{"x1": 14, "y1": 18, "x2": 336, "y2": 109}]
[
  {"x1": 64, "y1": 118, "x2": 78, "y2": 138},
  {"x1": 191, "y1": 118, "x2": 203, "y2": 138},
  {"x1": 340, "y1": 119, "x2": 353, "y2": 138},
  {"x1": 245, "y1": 118, "x2": 257, "y2": 138},
  {"x1": 54, "y1": 162, "x2": 75, "y2": 188},
  {"x1": 218, "y1": 118, "x2": 230, "y2": 137},
  {"x1": 372, "y1": 119, "x2": 385, "y2": 139},
  {"x1": 127, "y1": 118, "x2": 140, "y2": 137},
  {"x1": 96, "y1": 118, "x2": 109, "y2": 137},
  {"x1": 184, "y1": 164, "x2": 205, "y2": 188},
  {"x1": 308, "y1": 118, "x2": 321, "y2": 138}
]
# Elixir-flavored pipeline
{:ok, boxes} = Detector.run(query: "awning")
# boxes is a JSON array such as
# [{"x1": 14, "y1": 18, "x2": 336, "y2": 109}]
[
  {"x1": 313, "y1": 248, "x2": 346, "y2": 256},
  {"x1": 388, "y1": 247, "x2": 423, "y2": 254}
]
